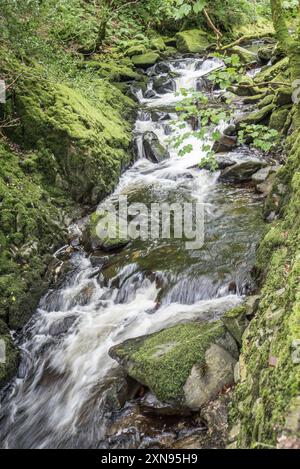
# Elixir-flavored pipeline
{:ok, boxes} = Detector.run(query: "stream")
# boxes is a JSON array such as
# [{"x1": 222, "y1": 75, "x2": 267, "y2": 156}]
[{"x1": 0, "y1": 55, "x2": 265, "y2": 449}]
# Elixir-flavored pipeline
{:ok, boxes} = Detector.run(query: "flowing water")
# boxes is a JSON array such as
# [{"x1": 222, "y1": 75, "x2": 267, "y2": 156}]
[{"x1": 0, "y1": 56, "x2": 265, "y2": 448}]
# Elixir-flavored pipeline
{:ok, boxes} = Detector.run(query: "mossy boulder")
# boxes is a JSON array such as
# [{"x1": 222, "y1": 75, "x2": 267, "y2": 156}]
[
  {"x1": 175, "y1": 29, "x2": 210, "y2": 54},
  {"x1": 269, "y1": 107, "x2": 291, "y2": 132},
  {"x1": 109, "y1": 311, "x2": 245, "y2": 408},
  {"x1": 84, "y1": 210, "x2": 130, "y2": 253},
  {"x1": 149, "y1": 37, "x2": 166, "y2": 52},
  {"x1": 231, "y1": 46, "x2": 258, "y2": 65},
  {"x1": 254, "y1": 57, "x2": 289, "y2": 84},
  {"x1": 8, "y1": 78, "x2": 135, "y2": 204},
  {"x1": 274, "y1": 87, "x2": 293, "y2": 106},
  {"x1": 131, "y1": 52, "x2": 160, "y2": 68},
  {"x1": 0, "y1": 319, "x2": 19, "y2": 388},
  {"x1": 236, "y1": 103, "x2": 275, "y2": 127},
  {"x1": 125, "y1": 44, "x2": 147, "y2": 57},
  {"x1": 220, "y1": 158, "x2": 268, "y2": 183}
]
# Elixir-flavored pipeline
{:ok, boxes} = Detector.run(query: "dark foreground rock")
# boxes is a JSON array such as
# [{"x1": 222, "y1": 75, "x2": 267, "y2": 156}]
[{"x1": 143, "y1": 131, "x2": 170, "y2": 163}]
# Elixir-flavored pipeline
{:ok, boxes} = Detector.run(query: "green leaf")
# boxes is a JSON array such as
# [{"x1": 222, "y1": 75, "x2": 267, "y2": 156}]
[{"x1": 193, "y1": 0, "x2": 206, "y2": 14}]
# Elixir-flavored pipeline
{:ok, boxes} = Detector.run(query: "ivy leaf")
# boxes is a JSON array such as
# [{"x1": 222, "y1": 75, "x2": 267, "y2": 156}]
[{"x1": 193, "y1": 0, "x2": 207, "y2": 14}]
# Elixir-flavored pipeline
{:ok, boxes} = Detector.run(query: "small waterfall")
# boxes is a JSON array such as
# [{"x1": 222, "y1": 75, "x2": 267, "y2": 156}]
[{"x1": 0, "y1": 56, "x2": 264, "y2": 449}]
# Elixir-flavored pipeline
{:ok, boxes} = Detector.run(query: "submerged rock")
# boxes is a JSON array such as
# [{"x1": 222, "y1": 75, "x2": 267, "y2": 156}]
[
  {"x1": 143, "y1": 131, "x2": 170, "y2": 163},
  {"x1": 109, "y1": 309, "x2": 246, "y2": 410}
]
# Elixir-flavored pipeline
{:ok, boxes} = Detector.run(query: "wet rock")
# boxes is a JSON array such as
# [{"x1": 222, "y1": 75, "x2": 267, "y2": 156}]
[
  {"x1": 143, "y1": 131, "x2": 170, "y2": 163},
  {"x1": 89, "y1": 254, "x2": 109, "y2": 269},
  {"x1": 269, "y1": 107, "x2": 290, "y2": 132},
  {"x1": 256, "y1": 173, "x2": 276, "y2": 195},
  {"x1": 0, "y1": 319, "x2": 19, "y2": 388},
  {"x1": 152, "y1": 77, "x2": 175, "y2": 94},
  {"x1": 153, "y1": 62, "x2": 171, "y2": 74},
  {"x1": 144, "y1": 89, "x2": 156, "y2": 99},
  {"x1": 72, "y1": 282, "x2": 95, "y2": 306},
  {"x1": 212, "y1": 134, "x2": 237, "y2": 153},
  {"x1": 49, "y1": 315, "x2": 77, "y2": 336},
  {"x1": 139, "y1": 392, "x2": 192, "y2": 416},
  {"x1": 83, "y1": 211, "x2": 129, "y2": 253},
  {"x1": 151, "y1": 111, "x2": 171, "y2": 122},
  {"x1": 221, "y1": 305, "x2": 248, "y2": 346},
  {"x1": 201, "y1": 154, "x2": 236, "y2": 170},
  {"x1": 220, "y1": 159, "x2": 267, "y2": 183},
  {"x1": 251, "y1": 166, "x2": 274, "y2": 184}
]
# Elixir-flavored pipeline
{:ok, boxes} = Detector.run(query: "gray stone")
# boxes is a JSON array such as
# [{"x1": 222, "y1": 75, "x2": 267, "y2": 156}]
[
  {"x1": 183, "y1": 344, "x2": 236, "y2": 410},
  {"x1": 220, "y1": 159, "x2": 268, "y2": 183}
]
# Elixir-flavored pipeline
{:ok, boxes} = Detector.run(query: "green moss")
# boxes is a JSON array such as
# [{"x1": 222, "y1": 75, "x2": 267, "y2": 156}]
[
  {"x1": 175, "y1": 29, "x2": 211, "y2": 54},
  {"x1": 110, "y1": 321, "x2": 226, "y2": 402},
  {"x1": 269, "y1": 107, "x2": 291, "y2": 132},
  {"x1": 254, "y1": 57, "x2": 290, "y2": 84},
  {"x1": 131, "y1": 52, "x2": 160, "y2": 68},
  {"x1": 230, "y1": 110, "x2": 300, "y2": 447},
  {"x1": 7, "y1": 75, "x2": 135, "y2": 204},
  {"x1": 237, "y1": 103, "x2": 275, "y2": 127}
]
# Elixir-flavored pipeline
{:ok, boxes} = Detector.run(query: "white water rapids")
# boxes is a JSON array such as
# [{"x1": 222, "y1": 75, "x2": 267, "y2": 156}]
[{"x1": 0, "y1": 56, "x2": 263, "y2": 448}]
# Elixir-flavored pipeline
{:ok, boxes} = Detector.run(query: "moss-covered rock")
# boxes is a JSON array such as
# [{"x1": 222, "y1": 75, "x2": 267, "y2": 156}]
[
  {"x1": 236, "y1": 103, "x2": 275, "y2": 127},
  {"x1": 231, "y1": 46, "x2": 258, "y2": 64},
  {"x1": 269, "y1": 107, "x2": 291, "y2": 132},
  {"x1": 175, "y1": 29, "x2": 210, "y2": 54},
  {"x1": 131, "y1": 52, "x2": 160, "y2": 68},
  {"x1": 109, "y1": 313, "x2": 244, "y2": 407},
  {"x1": 254, "y1": 57, "x2": 289, "y2": 84},
  {"x1": 8, "y1": 78, "x2": 135, "y2": 204},
  {"x1": 84, "y1": 210, "x2": 129, "y2": 252}
]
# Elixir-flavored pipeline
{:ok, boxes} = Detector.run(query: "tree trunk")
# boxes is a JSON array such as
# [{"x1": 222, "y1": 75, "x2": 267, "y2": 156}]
[{"x1": 270, "y1": 0, "x2": 289, "y2": 48}]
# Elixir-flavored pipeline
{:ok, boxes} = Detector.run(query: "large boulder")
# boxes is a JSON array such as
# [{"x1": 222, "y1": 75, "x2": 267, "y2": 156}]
[
  {"x1": 143, "y1": 131, "x2": 170, "y2": 163},
  {"x1": 109, "y1": 309, "x2": 246, "y2": 410},
  {"x1": 254, "y1": 57, "x2": 289, "y2": 84},
  {"x1": 176, "y1": 29, "x2": 210, "y2": 54},
  {"x1": 269, "y1": 107, "x2": 291, "y2": 132}
]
